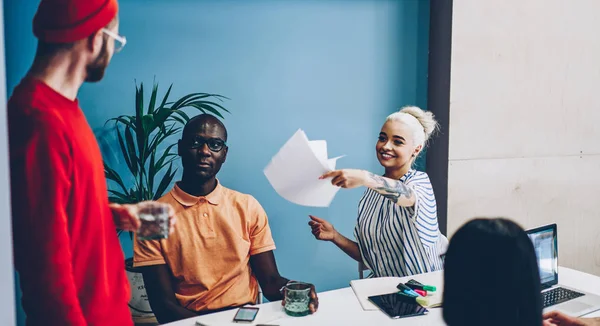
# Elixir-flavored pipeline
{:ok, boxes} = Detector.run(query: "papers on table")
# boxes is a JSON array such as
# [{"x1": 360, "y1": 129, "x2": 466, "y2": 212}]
[
  {"x1": 264, "y1": 129, "x2": 344, "y2": 207},
  {"x1": 350, "y1": 277, "x2": 403, "y2": 311}
]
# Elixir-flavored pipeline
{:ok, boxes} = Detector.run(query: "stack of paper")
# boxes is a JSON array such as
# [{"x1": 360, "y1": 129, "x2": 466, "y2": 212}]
[
  {"x1": 264, "y1": 129, "x2": 344, "y2": 207},
  {"x1": 350, "y1": 277, "x2": 403, "y2": 311}
]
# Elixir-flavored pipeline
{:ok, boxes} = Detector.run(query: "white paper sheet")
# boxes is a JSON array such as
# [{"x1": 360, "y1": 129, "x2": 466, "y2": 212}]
[
  {"x1": 349, "y1": 277, "x2": 403, "y2": 311},
  {"x1": 264, "y1": 129, "x2": 344, "y2": 207}
]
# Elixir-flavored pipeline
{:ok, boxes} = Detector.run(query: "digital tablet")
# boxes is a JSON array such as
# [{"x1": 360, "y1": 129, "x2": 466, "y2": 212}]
[{"x1": 368, "y1": 293, "x2": 429, "y2": 319}]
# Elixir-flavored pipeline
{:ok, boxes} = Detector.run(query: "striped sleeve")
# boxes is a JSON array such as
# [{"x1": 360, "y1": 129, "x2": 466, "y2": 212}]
[{"x1": 405, "y1": 172, "x2": 439, "y2": 246}]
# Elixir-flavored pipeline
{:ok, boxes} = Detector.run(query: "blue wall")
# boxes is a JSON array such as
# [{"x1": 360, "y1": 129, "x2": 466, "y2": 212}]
[{"x1": 4, "y1": 0, "x2": 430, "y2": 323}]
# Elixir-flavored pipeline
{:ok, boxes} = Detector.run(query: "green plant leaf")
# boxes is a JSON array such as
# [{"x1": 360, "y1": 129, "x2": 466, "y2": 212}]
[
  {"x1": 157, "y1": 84, "x2": 173, "y2": 114},
  {"x1": 154, "y1": 143, "x2": 178, "y2": 171},
  {"x1": 161, "y1": 124, "x2": 181, "y2": 140},
  {"x1": 108, "y1": 189, "x2": 131, "y2": 200},
  {"x1": 135, "y1": 84, "x2": 147, "y2": 163},
  {"x1": 154, "y1": 164, "x2": 176, "y2": 200},
  {"x1": 158, "y1": 155, "x2": 178, "y2": 172},
  {"x1": 180, "y1": 94, "x2": 229, "y2": 108},
  {"x1": 172, "y1": 109, "x2": 191, "y2": 122},
  {"x1": 178, "y1": 94, "x2": 214, "y2": 108},
  {"x1": 167, "y1": 154, "x2": 178, "y2": 164},
  {"x1": 106, "y1": 115, "x2": 135, "y2": 128},
  {"x1": 210, "y1": 94, "x2": 229, "y2": 101},
  {"x1": 138, "y1": 183, "x2": 146, "y2": 201},
  {"x1": 136, "y1": 83, "x2": 144, "y2": 121},
  {"x1": 187, "y1": 100, "x2": 231, "y2": 114},
  {"x1": 152, "y1": 127, "x2": 181, "y2": 156},
  {"x1": 148, "y1": 149, "x2": 156, "y2": 186},
  {"x1": 150, "y1": 125, "x2": 179, "y2": 155},
  {"x1": 147, "y1": 126, "x2": 179, "y2": 159},
  {"x1": 167, "y1": 114, "x2": 187, "y2": 125},
  {"x1": 104, "y1": 163, "x2": 129, "y2": 194},
  {"x1": 109, "y1": 196, "x2": 129, "y2": 204},
  {"x1": 141, "y1": 114, "x2": 155, "y2": 132},
  {"x1": 170, "y1": 93, "x2": 209, "y2": 110},
  {"x1": 148, "y1": 83, "x2": 159, "y2": 115},
  {"x1": 146, "y1": 131, "x2": 162, "y2": 156},
  {"x1": 152, "y1": 107, "x2": 172, "y2": 132},
  {"x1": 116, "y1": 126, "x2": 134, "y2": 174},
  {"x1": 124, "y1": 125, "x2": 139, "y2": 175},
  {"x1": 186, "y1": 102, "x2": 224, "y2": 119},
  {"x1": 140, "y1": 114, "x2": 156, "y2": 162}
]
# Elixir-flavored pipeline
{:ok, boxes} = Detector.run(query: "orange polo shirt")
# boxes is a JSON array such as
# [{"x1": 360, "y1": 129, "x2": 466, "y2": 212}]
[{"x1": 133, "y1": 181, "x2": 276, "y2": 311}]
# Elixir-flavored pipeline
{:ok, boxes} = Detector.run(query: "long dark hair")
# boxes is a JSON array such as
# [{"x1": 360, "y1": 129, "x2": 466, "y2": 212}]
[{"x1": 443, "y1": 218, "x2": 542, "y2": 326}]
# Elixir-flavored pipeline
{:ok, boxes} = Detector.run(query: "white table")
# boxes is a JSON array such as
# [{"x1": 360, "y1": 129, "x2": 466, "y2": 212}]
[{"x1": 164, "y1": 267, "x2": 600, "y2": 326}]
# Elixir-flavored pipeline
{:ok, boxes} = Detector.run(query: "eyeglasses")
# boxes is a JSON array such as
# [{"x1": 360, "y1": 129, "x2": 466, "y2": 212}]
[
  {"x1": 187, "y1": 137, "x2": 227, "y2": 152},
  {"x1": 102, "y1": 28, "x2": 127, "y2": 53}
]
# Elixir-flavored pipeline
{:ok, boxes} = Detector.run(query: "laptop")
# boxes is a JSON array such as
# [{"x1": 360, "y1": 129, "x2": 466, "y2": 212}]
[{"x1": 526, "y1": 224, "x2": 600, "y2": 316}]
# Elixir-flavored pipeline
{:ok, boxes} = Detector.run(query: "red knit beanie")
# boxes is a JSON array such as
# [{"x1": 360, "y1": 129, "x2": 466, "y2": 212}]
[{"x1": 33, "y1": 0, "x2": 118, "y2": 43}]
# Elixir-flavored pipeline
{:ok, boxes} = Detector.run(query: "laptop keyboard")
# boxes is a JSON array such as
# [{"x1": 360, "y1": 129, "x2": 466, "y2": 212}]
[{"x1": 542, "y1": 287, "x2": 585, "y2": 308}]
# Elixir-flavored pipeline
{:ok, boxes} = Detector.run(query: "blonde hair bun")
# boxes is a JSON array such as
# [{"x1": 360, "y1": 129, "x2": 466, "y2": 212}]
[
  {"x1": 399, "y1": 106, "x2": 439, "y2": 141},
  {"x1": 386, "y1": 105, "x2": 439, "y2": 147}
]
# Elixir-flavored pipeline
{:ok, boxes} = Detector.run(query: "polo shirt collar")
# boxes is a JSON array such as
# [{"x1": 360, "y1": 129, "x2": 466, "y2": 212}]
[{"x1": 171, "y1": 180, "x2": 223, "y2": 206}]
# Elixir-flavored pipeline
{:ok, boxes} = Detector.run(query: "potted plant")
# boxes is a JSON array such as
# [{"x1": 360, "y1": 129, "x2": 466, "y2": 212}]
[{"x1": 102, "y1": 81, "x2": 229, "y2": 322}]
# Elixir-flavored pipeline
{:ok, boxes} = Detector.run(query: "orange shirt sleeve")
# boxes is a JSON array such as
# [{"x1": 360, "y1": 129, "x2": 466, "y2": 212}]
[
  {"x1": 247, "y1": 196, "x2": 276, "y2": 256},
  {"x1": 133, "y1": 236, "x2": 166, "y2": 267}
]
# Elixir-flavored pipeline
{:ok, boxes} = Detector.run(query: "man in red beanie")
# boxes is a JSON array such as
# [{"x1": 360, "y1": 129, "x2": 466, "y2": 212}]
[{"x1": 7, "y1": 0, "x2": 174, "y2": 325}]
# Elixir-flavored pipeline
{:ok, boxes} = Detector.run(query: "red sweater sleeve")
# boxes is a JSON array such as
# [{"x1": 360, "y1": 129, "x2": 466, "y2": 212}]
[{"x1": 11, "y1": 117, "x2": 87, "y2": 325}]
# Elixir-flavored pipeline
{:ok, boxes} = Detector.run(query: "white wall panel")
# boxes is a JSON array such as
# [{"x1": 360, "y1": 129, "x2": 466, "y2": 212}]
[{"x1": 449, "y1": 0, "x2": 600, "y2": 276}]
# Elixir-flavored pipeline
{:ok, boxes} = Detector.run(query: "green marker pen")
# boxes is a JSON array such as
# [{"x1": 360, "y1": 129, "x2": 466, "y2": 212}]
[{"x1": 406, "y1": 282, "x2": 437, "y2": 292}]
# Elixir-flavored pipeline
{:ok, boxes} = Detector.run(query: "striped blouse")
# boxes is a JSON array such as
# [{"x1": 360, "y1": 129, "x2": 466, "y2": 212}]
[{"x1": 354, "y1": 170, "x2": 448, "y2": 277}]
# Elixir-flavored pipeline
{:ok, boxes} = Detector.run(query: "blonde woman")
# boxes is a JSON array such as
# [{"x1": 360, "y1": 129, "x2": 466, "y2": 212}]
[{"x1": 309, "y1": 106, "x2": 447, "y2": 277}]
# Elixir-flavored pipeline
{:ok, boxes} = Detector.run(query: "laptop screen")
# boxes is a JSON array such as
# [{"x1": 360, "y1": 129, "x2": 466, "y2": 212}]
[{"x1": 526, "y1": 224, "x2": 559, "y2": 287}]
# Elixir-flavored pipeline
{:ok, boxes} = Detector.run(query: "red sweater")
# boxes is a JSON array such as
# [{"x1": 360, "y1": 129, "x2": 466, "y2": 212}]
[{"x1": 8, "y1": 79, "x2": 132, "y2": 326}]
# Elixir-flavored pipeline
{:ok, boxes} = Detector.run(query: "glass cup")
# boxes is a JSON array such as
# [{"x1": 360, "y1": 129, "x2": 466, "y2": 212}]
[
  {"x1": 136, "y1": 202, "x2": 170, "y2": 241},
  {"x1": 284, "y1": 282, "x2": 311, "y2": 317}
]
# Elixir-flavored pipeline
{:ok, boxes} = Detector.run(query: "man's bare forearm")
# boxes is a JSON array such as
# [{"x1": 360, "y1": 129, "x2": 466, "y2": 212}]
[
  {"x1": 156, "y1": 301, "x2": 198, "y2": 323},
  {"x1": 141, "y1": 265, "x2": 198, "y2": 324}
]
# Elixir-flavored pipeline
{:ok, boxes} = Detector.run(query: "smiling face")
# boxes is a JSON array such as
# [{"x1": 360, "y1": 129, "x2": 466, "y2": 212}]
[{"x1": 375, "y1": 119, "x2": 422, "y2": 175}]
